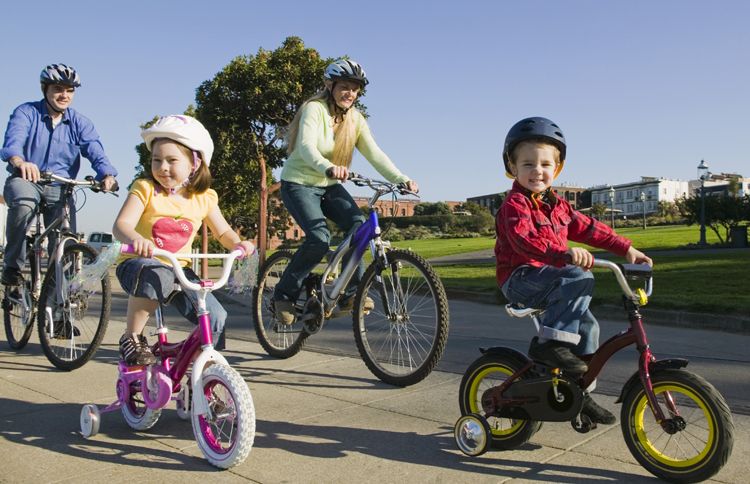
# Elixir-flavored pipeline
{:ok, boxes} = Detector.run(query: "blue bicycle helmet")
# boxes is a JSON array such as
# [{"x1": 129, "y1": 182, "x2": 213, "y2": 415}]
[
  {"x1": 324, "y1": 59, "x2": 369, "y2": 87},
  {"x1": 502, "y1": 117, "x2": 566, "y2": 179}
]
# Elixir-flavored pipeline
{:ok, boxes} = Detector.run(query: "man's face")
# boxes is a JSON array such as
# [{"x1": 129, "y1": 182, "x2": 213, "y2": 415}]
[{"x1": 44, "y1": 84, "x2": 75, "y2": 112}]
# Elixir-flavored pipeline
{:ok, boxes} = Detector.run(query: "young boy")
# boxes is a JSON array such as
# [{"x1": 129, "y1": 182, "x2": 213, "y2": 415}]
[{"x1": 495, "y1": 116, "x2": 652, "y2": 424}]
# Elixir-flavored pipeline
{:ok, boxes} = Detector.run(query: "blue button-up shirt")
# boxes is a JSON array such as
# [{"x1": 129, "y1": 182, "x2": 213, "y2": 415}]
[{"x1": 1, "y1": 100, "x2": 117, "y2": 180}]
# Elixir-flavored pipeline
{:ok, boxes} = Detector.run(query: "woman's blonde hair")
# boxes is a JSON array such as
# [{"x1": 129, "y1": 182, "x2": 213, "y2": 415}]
[
  {"x1": 147, "y1": 138, "x2": 212, "y2": 195},
  {"x1": 285, "y1": 89, "x2": 358, "y2": 168}
]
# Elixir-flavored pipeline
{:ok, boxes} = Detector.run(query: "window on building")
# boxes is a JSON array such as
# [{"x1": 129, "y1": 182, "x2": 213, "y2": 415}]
[
  {"x1": 293, "y1": 229, "x2": 299, "y2": 238},
  {"x1": 401, "y1": 208, "x2": 406, "y2": 216}
]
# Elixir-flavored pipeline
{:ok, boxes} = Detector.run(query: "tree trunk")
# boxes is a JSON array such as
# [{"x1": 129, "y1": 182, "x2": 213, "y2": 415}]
[
  {"x1": 201, "y1": 223, "x2": 208, "y2": 278},
  {"x1": 258, "y1": 154, "x2": 268, "y2": 266}
]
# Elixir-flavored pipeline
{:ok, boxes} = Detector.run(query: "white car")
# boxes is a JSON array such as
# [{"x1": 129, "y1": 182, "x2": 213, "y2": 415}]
[{"x1": 87, "y1": 232, "x2": 114, "y2": 253}]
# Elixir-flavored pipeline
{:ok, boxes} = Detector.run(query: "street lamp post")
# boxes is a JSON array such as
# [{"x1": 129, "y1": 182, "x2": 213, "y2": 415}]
[
  {"x1": 640, "y1": 191, "x2": 646, "y2": 230},
  {"x1": 609, "y1": 186, "x2": 616, "y2": 228},
  {"x1": 697, "y1": 159, "x2": 710, "y2": 246}
]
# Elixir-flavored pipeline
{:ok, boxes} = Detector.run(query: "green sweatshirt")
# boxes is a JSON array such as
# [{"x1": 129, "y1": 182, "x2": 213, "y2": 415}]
[{"x1": 280, "y1": 100, "x2": 410, "y2": 187}]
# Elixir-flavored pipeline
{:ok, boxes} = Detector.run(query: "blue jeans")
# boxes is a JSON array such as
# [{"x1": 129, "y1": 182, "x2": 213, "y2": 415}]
[
  {"x1": 273, "y1": 181, "x2": 366, "y2": 302},
  {"x1": 3, "y1": 176, "x2": 75, "y2": 271},
  {"x1": 116, "y1": 258, "x2": 227, "y2": 342},
  {"x1": 502, "y1": 264, "x2": 600, "y2": 356}
]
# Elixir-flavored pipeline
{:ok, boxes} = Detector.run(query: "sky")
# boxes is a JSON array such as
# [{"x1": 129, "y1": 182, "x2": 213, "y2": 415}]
[{"x1": 1, "y1": 0, "x2": 748, "y2": 235}]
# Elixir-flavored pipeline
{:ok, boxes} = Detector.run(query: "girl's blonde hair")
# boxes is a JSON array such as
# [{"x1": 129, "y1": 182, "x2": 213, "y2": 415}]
[
  {"x1": 285, "y1": 90, "x2": 358, "y2": 168},
  {"x1": 147, "y1": 138, "x2": 212, "y2": 195}
]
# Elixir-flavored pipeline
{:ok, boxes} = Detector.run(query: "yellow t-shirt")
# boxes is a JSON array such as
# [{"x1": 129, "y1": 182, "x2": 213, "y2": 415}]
[{"x1": 125, "y1": 179, "x2": 218, "y2": 266}]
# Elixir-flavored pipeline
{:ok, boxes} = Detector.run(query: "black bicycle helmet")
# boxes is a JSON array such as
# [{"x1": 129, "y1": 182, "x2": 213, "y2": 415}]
[
  {"x1": 40, "y1": 63, "x2": 81, "y2": 88},
  {"x1": 324, "y1": 59, "x2": 369, "y2": 87},
  {"x1": 502, "y1": 117, "x2": 566, "y2": 178}
]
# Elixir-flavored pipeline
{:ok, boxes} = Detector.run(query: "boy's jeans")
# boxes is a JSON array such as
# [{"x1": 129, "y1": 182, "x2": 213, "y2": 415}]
[
  {"x1": 502, "y1": 264, "x2": 600, "y2": 356},
  {"x1": 273, "y1": 181, "x2": 366, "y2": 303}
]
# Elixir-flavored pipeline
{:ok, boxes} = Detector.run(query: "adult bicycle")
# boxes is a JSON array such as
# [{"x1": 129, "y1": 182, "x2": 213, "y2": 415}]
[
  {"x1": 2, "y1": 172, "x2": 117, "y2": 370},
  {"x1": 253, "y1": 173, "x2": 450, "y2": 387}
]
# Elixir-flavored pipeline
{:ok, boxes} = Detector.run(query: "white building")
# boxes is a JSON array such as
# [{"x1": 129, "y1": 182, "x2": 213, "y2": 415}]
[{"x1": 590, "y1": 177, "x2": 689, "y2": 217}]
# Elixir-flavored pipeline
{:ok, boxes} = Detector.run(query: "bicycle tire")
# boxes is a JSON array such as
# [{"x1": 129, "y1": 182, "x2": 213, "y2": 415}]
[
  {"x1": 621, "y1": 368, "x2": 734, "y2": 483},
  {"x1": 459, "y1": 353, "x2": 542, "y2": 450},
  {"x1": 353, "y1": 248, "x2": 449, "y2": 386},
  {"x1": 37, "y1": 243, "x2": 111, "y2": 370},
  {"x1": 3, "y1": 280, "x2": 35, "y2": 350},
  {"x1": 252, "y1": 250, "x2": 308, "y2": 358},
  {"x1": 192, "y1": 364, "x2": 255, "y2": 469}
]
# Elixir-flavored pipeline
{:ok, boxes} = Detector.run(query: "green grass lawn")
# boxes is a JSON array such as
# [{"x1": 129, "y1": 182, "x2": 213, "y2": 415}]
[
  {"x1": 430, "y1": 251, "x2": 750, "y2": 315},
  {"x1": 389, "y1": 224, "x2": 723, "y2": 260}
]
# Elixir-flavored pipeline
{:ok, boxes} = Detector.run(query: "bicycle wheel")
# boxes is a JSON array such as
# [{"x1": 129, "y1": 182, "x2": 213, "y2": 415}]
[
  {"x1": 3, "y1": 280, "x2": 34, "y2": 350},
  {"x1": 621, "y1": 369, "x2": 734, "y2": 483},
  {"x1": 459, "y1": 353, "x2": 542, "y2": 450},
  {"x1": 353, "y1": 248, "x2": 449, "y2": 386},
  {"x1": 192, "y1": 364, "x2": 255, "y2": 469},
  {"x1": 252, "y1": 250, "x2": 308, "y2": 358},
  {"x1": 120, "y1": 377, "x2": 162, "y2": 431},
  {"x1": 37, "y1": 243, "x2": 111, "y2": 370}
]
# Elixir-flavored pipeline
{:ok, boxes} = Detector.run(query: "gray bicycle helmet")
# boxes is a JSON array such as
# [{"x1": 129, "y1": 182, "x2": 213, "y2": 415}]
[
  {"x1": 40, "y1": 63, "x2": 81, "y2": 88},
  {"x1": 324, "y1": 59, "x2": 369, "y2": 87},
  {"x1": 502, "y1": 117, "x2": 566, "y2": 179}
]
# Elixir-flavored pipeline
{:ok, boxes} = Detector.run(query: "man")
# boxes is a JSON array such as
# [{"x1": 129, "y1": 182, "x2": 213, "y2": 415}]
[{"x1": 1, "y1": 63, "x2": 118, "y2": 285}]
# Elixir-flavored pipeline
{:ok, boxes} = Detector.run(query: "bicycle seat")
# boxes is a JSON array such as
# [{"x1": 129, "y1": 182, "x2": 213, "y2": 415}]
[{"x1": 505, "y1": 303, "x2": 543, "y2": 319}]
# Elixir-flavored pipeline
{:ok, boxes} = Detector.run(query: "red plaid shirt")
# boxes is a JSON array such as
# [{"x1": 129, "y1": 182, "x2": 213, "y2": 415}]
[{"x1": 495, "y1": 181, "x2": 631, "y2": 286}]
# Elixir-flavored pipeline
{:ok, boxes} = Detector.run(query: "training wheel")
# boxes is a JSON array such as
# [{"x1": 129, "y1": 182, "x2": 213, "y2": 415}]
[
  {"x1": 454, "y1": 413, "x2": 491, "y2": 457},
  {"x1": 80, "y1": 404, "x2": 101, "y2": 438},
  {"x1": 176, "y1": 382, "x2": 192, "y2": 420}
]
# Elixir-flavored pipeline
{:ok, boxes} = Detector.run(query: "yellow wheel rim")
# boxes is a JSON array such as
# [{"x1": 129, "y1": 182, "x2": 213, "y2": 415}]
[
  {"x1": 468, "y1": 364, "x2": 524, "y2": 437},
  {"x1": 633, "y1": 382, "x2": 715, "y2": 468}
]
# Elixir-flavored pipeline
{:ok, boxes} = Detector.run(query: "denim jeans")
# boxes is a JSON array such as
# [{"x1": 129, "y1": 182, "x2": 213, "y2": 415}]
[
  {"x1": 502, "y1": 264, "x2": 600, "y2": 355},
  {"x1": 273, "y1": 181, "x2": 366, "y2": 302},
  {"x1": 3, "y1": 176, "x2": 75, "y2": 271},
  {"x1": 116, "y1": 258, "x2": 227, "y2": 342}
]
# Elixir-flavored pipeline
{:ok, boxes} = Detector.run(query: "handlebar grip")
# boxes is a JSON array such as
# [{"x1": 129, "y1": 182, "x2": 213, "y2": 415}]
[{"x1": 119, "y1": 244, "x2": 135, "y2": 254}]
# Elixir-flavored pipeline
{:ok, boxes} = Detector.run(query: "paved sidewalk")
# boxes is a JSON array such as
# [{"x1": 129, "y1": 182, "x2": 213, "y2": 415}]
[{"x1": 1, "y1": 314, "x2": 747, "y2": 483}]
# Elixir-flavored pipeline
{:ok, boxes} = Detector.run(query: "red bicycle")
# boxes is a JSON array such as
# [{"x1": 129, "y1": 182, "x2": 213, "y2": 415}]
[{"x1": 454, "y1": 259, "x2": 734, "y2": 483}]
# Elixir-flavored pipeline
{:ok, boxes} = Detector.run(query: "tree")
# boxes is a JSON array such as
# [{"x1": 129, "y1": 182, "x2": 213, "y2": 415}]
[
  {"x1": 192, "y1": 36, "x2": 333, "y2": 257},
  {"x1": 589, "y1": 203, "x2": 608, "y2": 221},
  {"x1": 676, "y1": 194, "x2": 749, "y2": 244},
  {"x1": 414, "y1": 202, "x2": 452, "y2": 216}
]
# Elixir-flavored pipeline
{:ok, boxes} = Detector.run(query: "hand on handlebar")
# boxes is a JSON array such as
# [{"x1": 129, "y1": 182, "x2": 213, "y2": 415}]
[
  {"x1": 102, "y1": 175, "x2": 119, "y2": 193},
  {"x1": 326, "y1": 166, "x2": 349, "y2": 181},
  {"x1": 397, "y1": 180, "x2": 419, "y2": 194},
  {"x1": 12, "y1": 159, "x2": 41, "y2": 182},
  {"x1": 566, "y1": 247, "x2": 594, "y2": 269},
  {"x1": 130, "y1": 237, "x2": 155, "y2": 258},
  {"x1": 235, "y1": 240, "x2": 257, "y2": 258},
  {"x1": 625, "y1": 246, "x2": 653, "y2": 266}
]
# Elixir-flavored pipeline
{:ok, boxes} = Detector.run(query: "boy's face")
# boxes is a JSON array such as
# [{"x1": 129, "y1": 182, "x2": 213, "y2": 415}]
[{"x1": 510, "y1": 143, "x2": 558, "y2": 193}]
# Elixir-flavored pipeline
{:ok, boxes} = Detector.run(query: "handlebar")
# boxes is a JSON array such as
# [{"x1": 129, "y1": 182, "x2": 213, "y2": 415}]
[
  {"x1": 593, "y1": 258, "x2": 653, "y2": 301},
  {"x1": 347, "y1": 172, "x2": 419, "y2": 198},
  {"x1": 40, "y1": 172, "x2": 119, "y2": 195},
  {"x1": 120, "y1": 244, "x2": 245, "y2": 293}
]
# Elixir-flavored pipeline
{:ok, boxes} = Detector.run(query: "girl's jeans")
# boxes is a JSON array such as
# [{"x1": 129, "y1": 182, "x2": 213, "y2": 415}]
[
  {"x1": 116, "y1": 258, "x2": 227, "y2": 343},
  {"x1": 273, "y1": 181, "x2": 366, "y2": 303},
  {"x1": 502, "y1": 264, "x2": 600, "y2": 356}
]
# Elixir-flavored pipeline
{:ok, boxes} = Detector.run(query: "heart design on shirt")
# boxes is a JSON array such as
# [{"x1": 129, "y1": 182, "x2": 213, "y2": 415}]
[{"x1": 152, "y1": 217, "x2": 193, "y2": 253}]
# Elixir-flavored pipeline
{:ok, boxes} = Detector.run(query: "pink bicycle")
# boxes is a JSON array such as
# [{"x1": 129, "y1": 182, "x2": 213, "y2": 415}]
[{"x1": 80, "y1": 246, "x2": 255, "y2": 469}]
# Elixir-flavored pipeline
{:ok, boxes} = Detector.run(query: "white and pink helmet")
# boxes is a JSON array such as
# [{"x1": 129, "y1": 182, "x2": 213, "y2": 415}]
[{"x1": 141, "y1": 115, "x2": 214, "y2": 167}]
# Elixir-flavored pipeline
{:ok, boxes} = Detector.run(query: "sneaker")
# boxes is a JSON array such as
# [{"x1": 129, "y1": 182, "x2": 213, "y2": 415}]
[
  {"x1": 338, "y1": 295, "x2": 375, "y2": 313},
  {"x1": 119, "y1": 333, "x2": 157, "y2": 366},
  {"x1": 1, "y1": 267, "x2": 23, "y2": 286},
  {"x1": 53, "y1": 321, "x2": 81, "y2": 339},
  {"x1": 581, "y1": 394, "x2": 616, "y2": 424},
  {"x1": 528, "y1": 337, "x2": 588, "y2": 374},
  {"x1": 273, "y1": 299, "x2": 296, "y2": 325}
]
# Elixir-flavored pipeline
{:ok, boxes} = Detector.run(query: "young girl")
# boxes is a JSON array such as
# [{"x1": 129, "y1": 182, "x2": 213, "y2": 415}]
[
  {"x1": 113, "y1": 115, "x2": 255, "y2": 366},
  {"x1": 273, "y1": 59, "x2": 418, "y2": 324}
]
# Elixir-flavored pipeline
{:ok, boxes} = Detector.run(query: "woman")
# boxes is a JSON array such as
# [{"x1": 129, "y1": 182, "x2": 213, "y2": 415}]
[{"x1": 273, "y1": 59, "x2": 418, "y2": 324}]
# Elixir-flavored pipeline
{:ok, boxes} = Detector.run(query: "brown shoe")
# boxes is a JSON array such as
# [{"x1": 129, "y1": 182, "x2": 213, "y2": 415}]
[
  {"x1": 338, "y1": 296, "x2": 375, "y2": 313},
  {"x1": 528, "y1": 337, "x2": 588, "y2": 374},
  {"x1": 273, "y1": 299, "x2": 296, "y2": 325}
]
